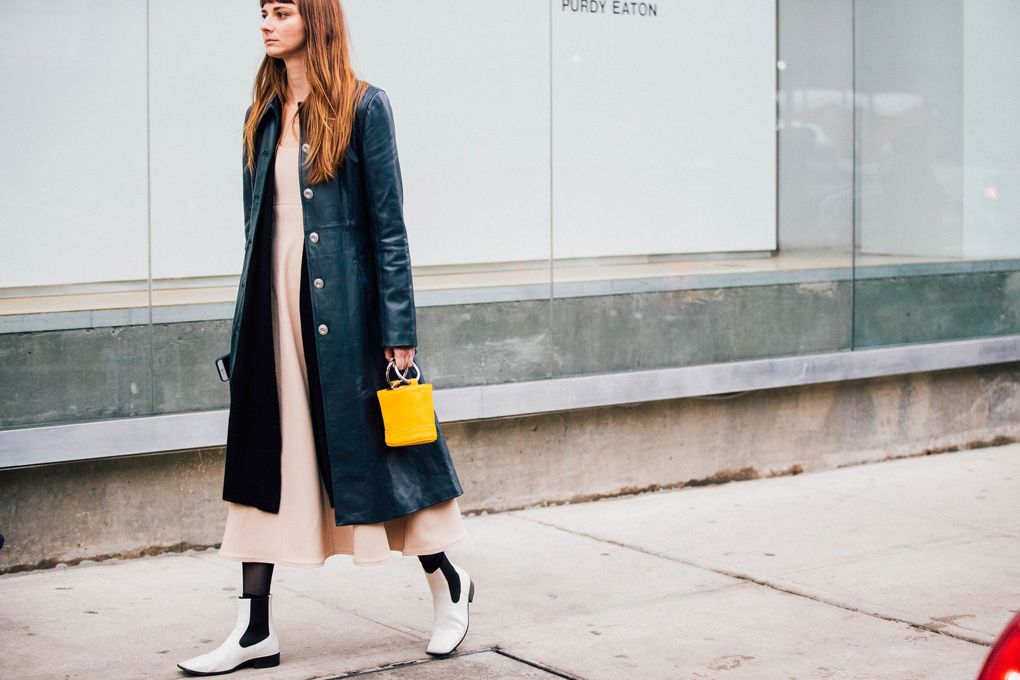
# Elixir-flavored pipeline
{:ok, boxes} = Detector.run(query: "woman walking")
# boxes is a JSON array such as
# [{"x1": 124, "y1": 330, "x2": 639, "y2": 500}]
[{"x1": 178, "y1": 1, "x2": 473, "y2": 674}]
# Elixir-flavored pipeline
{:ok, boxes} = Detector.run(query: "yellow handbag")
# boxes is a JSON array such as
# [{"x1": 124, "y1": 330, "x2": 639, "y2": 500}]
[{"x1": 376, "y1": 360, "x2": 438, "y2": 447}]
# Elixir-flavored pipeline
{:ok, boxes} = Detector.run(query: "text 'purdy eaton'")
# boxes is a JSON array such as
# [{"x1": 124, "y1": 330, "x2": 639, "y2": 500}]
[{"x1": 562, "y1": 0, "x2": 659, "y2": 17}]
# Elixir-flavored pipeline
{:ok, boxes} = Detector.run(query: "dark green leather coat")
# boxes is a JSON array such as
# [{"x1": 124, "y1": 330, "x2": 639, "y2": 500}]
[{"x1": 222, "y1": 84, "x2": 463, "y2": 525}]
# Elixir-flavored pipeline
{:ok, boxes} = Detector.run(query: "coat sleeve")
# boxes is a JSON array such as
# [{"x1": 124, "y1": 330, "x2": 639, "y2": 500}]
[{"x1": 360, "y1": 89, "x2": 418, "y2": 349}]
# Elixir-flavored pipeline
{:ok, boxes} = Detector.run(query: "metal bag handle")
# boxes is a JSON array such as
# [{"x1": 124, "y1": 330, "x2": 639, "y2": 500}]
[{"x1": 385, "y1": 359, "x2": 421, "y2": 388}]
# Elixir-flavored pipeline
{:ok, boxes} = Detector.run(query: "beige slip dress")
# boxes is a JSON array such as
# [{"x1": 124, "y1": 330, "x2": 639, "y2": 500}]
[{"x1": 218, "y1": 119, "x2": 467, "y2": 568}]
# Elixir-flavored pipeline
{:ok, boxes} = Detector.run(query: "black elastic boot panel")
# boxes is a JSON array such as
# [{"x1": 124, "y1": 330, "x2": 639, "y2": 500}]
[
  {"x1": 419, "y1": 552, "x2": 461, "y2": 602},
  {"x1": 238, "y1": 594, "x2": 270, "y2": 647}
]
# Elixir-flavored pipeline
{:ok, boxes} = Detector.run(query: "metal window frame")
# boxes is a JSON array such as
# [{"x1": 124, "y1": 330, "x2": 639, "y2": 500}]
[{"x1": 2, "y1": 334, "x2": 1018, "y2": 469}]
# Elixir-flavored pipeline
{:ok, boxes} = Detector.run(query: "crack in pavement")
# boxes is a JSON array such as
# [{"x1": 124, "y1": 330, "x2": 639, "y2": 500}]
[
  {"x1": 324, "y1": 647, "x2": 492, "y2": 677},
  {"x1": 493, "y1": 647, "x2": 588, "y2": 679},
  {"x1": 324, "y1": 646, "x2": 582, "y2": 679},
  {"x1": 507, "y1": 513, "x2": 993, "y2": 648}
]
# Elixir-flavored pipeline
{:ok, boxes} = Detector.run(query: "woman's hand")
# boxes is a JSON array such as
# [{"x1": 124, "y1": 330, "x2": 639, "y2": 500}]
[{"x1": 384, "y1": 346, "x2": 416, "y2": 374}]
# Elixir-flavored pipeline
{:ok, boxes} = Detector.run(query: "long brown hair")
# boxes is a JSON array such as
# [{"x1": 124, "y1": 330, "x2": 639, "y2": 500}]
[{"x1": 244, "y1": 0, "x2": 369, "y2": 185}]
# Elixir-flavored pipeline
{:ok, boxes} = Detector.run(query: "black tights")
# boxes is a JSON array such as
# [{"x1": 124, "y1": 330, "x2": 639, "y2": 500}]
[{"x1": 242, "y1": 561, "x2": 275, "y2": 598}]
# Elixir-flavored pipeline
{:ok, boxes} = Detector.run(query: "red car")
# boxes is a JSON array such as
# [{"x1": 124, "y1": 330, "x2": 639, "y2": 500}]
[{"x1": 978, "y1": 611, "x2": 1020, "y2": 679}]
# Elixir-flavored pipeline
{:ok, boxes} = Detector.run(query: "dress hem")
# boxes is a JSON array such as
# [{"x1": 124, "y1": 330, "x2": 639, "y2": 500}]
[{"x1": 214, "y1": 530, "x2": 468, "y2": 569}]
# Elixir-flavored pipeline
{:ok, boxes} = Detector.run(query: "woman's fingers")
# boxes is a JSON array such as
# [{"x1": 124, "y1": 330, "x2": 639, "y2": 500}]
[
  {"x1": 387, "y1": 346, "x2": 415, "y2": 373},
  {"x1": 395, "y1": 348, "x2": 408, "y2": 372}
]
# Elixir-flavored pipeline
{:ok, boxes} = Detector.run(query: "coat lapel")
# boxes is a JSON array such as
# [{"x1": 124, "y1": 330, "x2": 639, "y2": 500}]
[{"x1": 249, "y1": 94, "x2": 283, "y2": 226}]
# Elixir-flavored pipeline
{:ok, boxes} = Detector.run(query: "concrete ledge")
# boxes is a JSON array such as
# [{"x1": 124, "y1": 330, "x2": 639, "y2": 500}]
[
  {"x1": 2, "y1": 361, "x2": 1019, "y2": 573},
  {"x1": 2, "y1": 334, "x2": 1020, "y2": 468}
]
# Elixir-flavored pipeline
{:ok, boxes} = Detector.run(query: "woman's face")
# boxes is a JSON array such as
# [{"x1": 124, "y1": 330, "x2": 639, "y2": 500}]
[{"x1": 261, "y1": 2, "x2": 306, "y2": 58}]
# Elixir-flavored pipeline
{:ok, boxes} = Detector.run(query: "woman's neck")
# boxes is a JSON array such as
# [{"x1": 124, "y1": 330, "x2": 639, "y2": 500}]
[{"x1": 282, "y1": 54, "x2": 310, "y2": 105}]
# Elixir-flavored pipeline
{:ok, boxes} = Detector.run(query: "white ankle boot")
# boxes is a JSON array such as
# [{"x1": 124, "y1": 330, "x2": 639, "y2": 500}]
[
  {"x1": 424, "y1": 560, "x2": 475, "y2": 656},
  {"x1": 177, "y1": 594, "x2": 280, "y2": 675}
]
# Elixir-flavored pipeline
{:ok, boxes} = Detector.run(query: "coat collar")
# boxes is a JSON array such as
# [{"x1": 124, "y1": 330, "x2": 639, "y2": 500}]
[
  {"x1": 258, "y1": 94, "x2": 283, "y2": 148},
  {"x1": 267, "y1": 93, "x2": 283, "y2": 118}
]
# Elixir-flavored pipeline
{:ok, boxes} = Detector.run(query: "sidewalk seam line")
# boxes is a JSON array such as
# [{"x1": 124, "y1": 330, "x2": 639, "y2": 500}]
[
  {"x1": 507, "y1": 513, "x2": 993, "y2": 648},
  {"x1": 324, "y1": 646, "x2": 495, "y2": 677},
  {"x1": 492, "y1": 646, "x2": 588, "y2": 679}
]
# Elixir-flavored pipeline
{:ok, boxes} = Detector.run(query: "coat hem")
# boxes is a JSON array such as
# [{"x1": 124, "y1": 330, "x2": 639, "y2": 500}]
[{"x1": 329, "y1": 487, "x2": 464, "y2": 526}]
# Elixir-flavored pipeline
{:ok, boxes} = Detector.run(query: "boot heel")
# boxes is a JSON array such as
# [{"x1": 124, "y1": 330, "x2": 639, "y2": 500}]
[
  {"x1": 252, "y1": 653, "x2": 281, "y2": 669},
  {"x1": 468, "y1": 579, "x2": 475, "y2": 603}
]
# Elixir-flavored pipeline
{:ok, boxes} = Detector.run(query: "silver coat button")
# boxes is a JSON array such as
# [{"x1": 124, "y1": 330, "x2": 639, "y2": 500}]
[
  {"x1": 309, "y1": 232, "x2": 319, "y2": 243},
  {"x1": 301, "y1": 143, "x2": 310, "y2": 153},
  {"x1": 317, "y1": 324, "x2": 328, "y2": 335},
  {"x1": 303, "y1": 188, "x2": 313, "y2": 199},
  {"x1": 313, "y1": 277, "x2": 324, "y2": 289}
]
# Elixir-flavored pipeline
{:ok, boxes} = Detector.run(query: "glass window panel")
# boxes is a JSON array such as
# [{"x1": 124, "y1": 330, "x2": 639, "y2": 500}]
[
  {"x1": 549, "y1": 0, "x2": 854, "y2": 379},
  {"x1": 852, "y1": 0, "x2": 1020, "y2": 347},
  {"x1": 0, "y1": 0, "x2": 152, "y2": 429},
  {"x1": 147, "y1": 1, "x2": 264, "y2": 414},
  {"x1": 345, "y1": 0, "x2": 554, "y2": 388}
]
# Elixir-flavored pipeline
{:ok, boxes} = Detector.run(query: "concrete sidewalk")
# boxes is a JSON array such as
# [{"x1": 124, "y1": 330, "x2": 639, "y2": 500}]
[{"x1": 2, "y1": 443, "x2": 1019, "y2": 679}]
